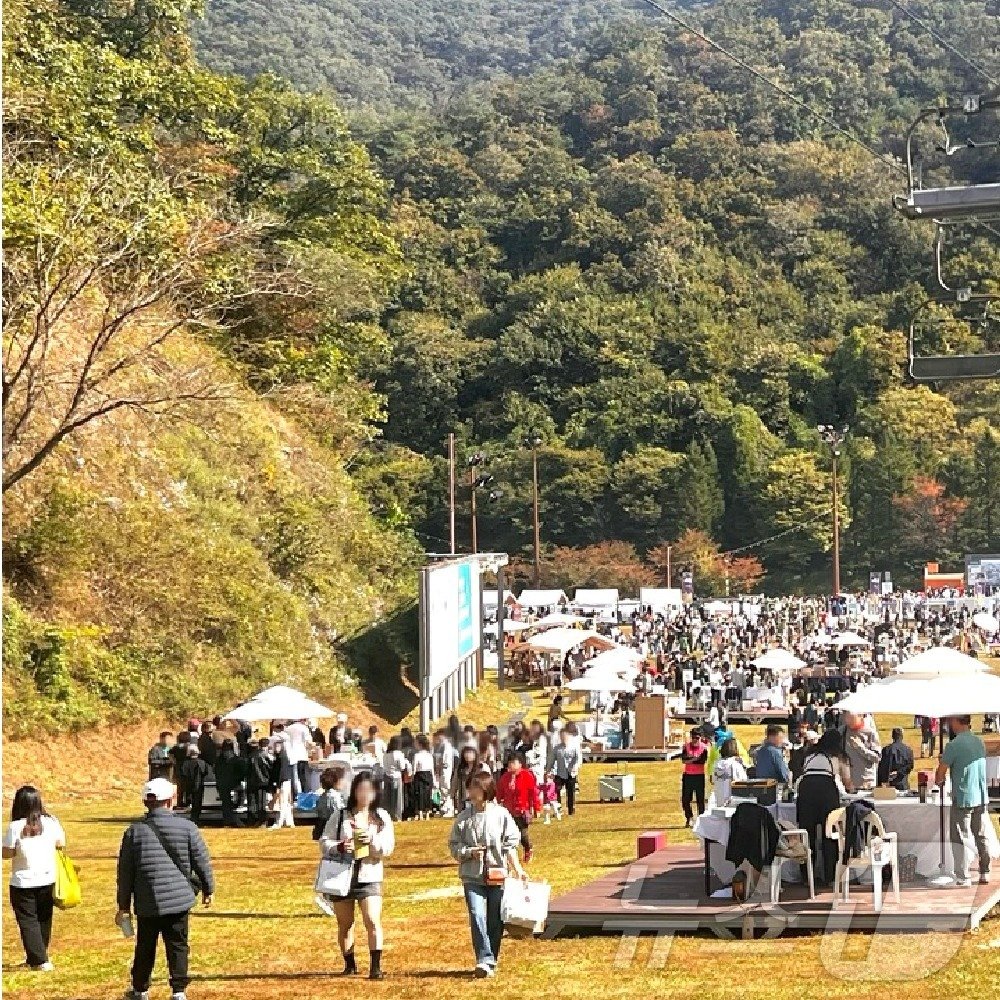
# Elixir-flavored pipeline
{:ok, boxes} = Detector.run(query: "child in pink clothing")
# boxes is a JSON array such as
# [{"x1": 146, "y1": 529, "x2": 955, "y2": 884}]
[{"x1": 541, "y1": 773, "x2": 562, "y2": 824}]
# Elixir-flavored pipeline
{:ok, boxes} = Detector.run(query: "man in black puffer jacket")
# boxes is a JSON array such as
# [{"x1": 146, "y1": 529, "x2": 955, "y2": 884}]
[{"x1": 117, "y1": 778, "x2": 215, "y2": 1000}]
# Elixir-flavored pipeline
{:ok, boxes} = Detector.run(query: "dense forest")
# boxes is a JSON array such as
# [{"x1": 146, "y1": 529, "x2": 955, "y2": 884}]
[{"x1": 3, "y1": 2, "x2": 1000, "y2": 731}]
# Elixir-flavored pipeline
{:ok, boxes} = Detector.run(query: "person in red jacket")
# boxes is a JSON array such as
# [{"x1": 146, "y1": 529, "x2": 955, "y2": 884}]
[{"x1": 496, "y1": 752, "x2": 540, "y2": 864}]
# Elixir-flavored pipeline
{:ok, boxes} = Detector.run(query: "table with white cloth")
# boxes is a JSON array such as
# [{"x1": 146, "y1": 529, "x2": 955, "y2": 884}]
[
  {"x1": 742, "y1": 685, "x2": 785, "y2": 709},
  {"x1": 692, "y1": 797, "x2": 1000, "y2": 895}
]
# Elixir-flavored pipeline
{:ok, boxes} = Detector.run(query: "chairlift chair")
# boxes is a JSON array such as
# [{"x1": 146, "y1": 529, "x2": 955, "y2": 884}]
[
  {"x1": 894, "y1": 98, "x2": 1000, "y2": 225},
  {"x1": 907, "y1": 296, "x2": 1000, "y2": 382}
]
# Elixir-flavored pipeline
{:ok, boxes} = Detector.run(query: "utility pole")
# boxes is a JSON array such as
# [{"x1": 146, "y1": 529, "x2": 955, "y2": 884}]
[
  {"x1": 466, "y1": 452, "x2": 498, "y2": 555},
  {"x1": 448, "y1": 432, "x2": 456, "y2": 555},
  {"x1": 818, "y1": 425, "x2": 849, "y2": 598},
  {"x1": 666, "y1": 544, "x2": 672, "y2": 587},
  {"x1": 526, "y1": 435, "x2": 543, "y2": 586}
]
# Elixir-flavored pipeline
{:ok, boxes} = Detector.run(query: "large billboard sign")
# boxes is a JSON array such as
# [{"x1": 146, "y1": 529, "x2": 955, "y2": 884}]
[
  {"x1": 420, "y1": 557, "x2": 482, "y2": 721},
  {"x1": 966, "y1": 553, "x2": 1000, "y2": 590}
]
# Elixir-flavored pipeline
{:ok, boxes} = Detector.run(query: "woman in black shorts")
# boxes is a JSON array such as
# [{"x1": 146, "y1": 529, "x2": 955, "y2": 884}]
[{"x1": 320, "y1": 772, "x2": 395, "y2": 979}]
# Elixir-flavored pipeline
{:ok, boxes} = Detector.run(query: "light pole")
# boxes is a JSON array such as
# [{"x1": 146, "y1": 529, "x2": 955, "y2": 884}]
[
  {"x1": 467, "y1": 452, "x2": 500, "y2": 554},
  {"x1": 448, "y1": 432, "x2": 456, "y2": 555},
  {"x1": 525, "y1": 435, "x2": 543, "y2": 586},
  {"x1": 818, "y1": 425, "x2": 849, "y2": 597}
]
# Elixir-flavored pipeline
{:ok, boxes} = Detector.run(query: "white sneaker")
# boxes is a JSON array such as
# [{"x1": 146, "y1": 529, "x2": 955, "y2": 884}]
[
  {"x1": 543, "y1": 816, "x2": 551, "y2": 825},
  {"x1": 314, "y1": 893, "x2": 335, "y2": 916},
  {"x1": 954, "y1": 878, "x2": 973, "y2": 888},
  {"x1": 474, "y1": 963, "x2": 494, "y2": 978},
  {"x1": 35, "y1": 963, "x2": 55, "y2": 972},
  {"x1": 171, "y1": 993, "x2": 188, "y2": 1000}
]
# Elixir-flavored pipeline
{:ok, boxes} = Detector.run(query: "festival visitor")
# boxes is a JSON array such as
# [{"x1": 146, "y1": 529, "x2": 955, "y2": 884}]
[
  {"x1": 314, "y1": 765, "x2": 349, "y2": 838},
  {"x1": 117, "y1": 778, "x2": 215, "y2": 1000},
  {"x1": 178, "y1": 745, "x2": 210, "y2": 826},
  {"x1": 3, "y1": 785, "x2": 66, "y2": 972},
  {"x1": 410, "y1": 733, "x2": 436, "y2": 820},
  {"x1": 680, "y1": 727, "x2": 709, "y2": 825},
  {"x1": 169, "y1": 733, "x2": 190, "y2": 808},
  {"x1": 496, "y1": 751, "x2": 539, "y2": 863},
  {"x1": 877, "y1": 728, "x2": 915, "y2": 790},
  {"x1": 196, "y1": 720, "x2": 217, "y2": 768},
  {"x1": 328, "y1": 712, "x2": 349, "y2": 752},
  {"x1": 540, "y1": 772, "x2": 562, "y2": 823},
  {"x1": 148, "y1": 732, "x2": 175, "y2": 780},
  {"x1": 243, "y1": 738, "x2": 274, "y2": 827},
  {"x1": 452, "y1": 744, "x2": 481, "y2": 813},
  {"x1": 935, "y1": 715, "x2": 991, "y2": 886},
  {"x1": 319, "y1": 772, "x2": 395, "y2": 980},
  {"x1": 448, "y1": 771, "x2": 527, "y2": 978},
  {"x1": 753, "y1": 725, "x2": 791, "y2": 783},
  {"x1": 213, "y1": 739, "x2": 246, "y2": 827},
  {"x1": 283, "y1": 718, "x2": 314, "y2": 795},
  {"x1": 546, "y1": 694, "x2": 565, "y2": 730},
  {"x1": 920, "y1": 715, "x2": 938, "y2": 758},
  {"x1": 711, "y1": 737, "x2": 747, "y2": 806},
  {"x1": 796, "y1": 730, "x2": 846, "y2": 885},
  {"x1": 381, "y1": 736, "x2": 409, "y2": 821},
  {"x1": 789, "y1": 729, "x2": 820, "y2": 783},
  {"x1": 549, "y1": 727, "x2": 580, "y2": 816},
  {"x1": 841, "y1": 713, "x2": 882, "y2": 790},
  {"x1": 433, "y1": 730, "x2": 459, "y2": 810}
]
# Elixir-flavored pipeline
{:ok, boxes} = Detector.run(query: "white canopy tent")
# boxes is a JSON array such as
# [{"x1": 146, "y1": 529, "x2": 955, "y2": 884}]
[
  {"x1": 565, "y1": 673, "x2": 635, "y2": 693},
  {"x1": 573, "y1": 588, "x2": 619, "y2": 612},
  {"x1": 973, "y1": 611, "x2": 999, "y2": 633},
  {"x1": 751, "y1": 648, "x2": 806, "y2": 672},
  {"x1": 639, "y1": 587, "x2": 684, "y2": 612},
  {"x1": 530, "y1": 612, "x2": 586, "y2": 630},
  {"x1": 893, "y1": 646, "x2": 989, "y2": 679},
  {"x1": 224, "y1": 688, "x2": 335, "y2": 722},
  {"x1": 585, "y1": 646, "x2": 643, "y2": 672},
  {"x1": 835, "y1": 671, "x2": 1000, "y2": 718},
  {"x1": 524, "y1": 628, "x2": 615, "y2": 656},
  {"x1": 703, "y1": 600, "x2": 734, "y2": 616},
  {"x1": 516, "y1": 589, "x2": 568, "y2": 609},
  {"x1": 829, "y1": 631, "x2": 871, "y2": 648}
]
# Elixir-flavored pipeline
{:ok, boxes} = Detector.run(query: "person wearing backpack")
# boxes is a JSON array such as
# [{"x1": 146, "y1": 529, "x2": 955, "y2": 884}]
[
  {"x1": 116, "y1": 778, "x2": 215, "y2": 1000},
  {"x1": 3, "y1": 785, "x2": 66, "y2": 971}
]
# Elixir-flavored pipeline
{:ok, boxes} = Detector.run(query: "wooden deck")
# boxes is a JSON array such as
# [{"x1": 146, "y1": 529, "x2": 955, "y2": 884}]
[
  {"x1": 583, "y1": 747, "x2": 683, "y2": 764},
  {"x1": 545, "y1": 846, "x2": 1000, "y2": 937}
]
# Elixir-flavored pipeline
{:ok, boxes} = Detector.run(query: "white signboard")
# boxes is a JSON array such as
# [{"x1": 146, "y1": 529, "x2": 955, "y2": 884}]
[{"x1": 424, "y1": 560, "x2": 481, "y2": 693}]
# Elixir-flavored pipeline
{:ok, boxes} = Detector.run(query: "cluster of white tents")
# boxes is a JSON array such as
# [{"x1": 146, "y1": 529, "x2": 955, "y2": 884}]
[
  {"x1": 223, "y1": 685, "x2": 335, "y2": 723},
  {"x1": 485, "y1": 587, "x2": 685, "y2": 619}
]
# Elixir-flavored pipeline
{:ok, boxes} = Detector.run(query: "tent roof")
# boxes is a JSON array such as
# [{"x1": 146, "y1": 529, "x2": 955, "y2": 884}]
[
  {"x1": 751, "y1": 649, "x2": 806, "y2": 671},
  {"x1": 573, "y1": 588, "x2": 619, "y2": 608},
  {"x1": 639, "y1": 587, "x2": 684, "y2": 609},
  {"x1": 516, "y1": 589, "x2": 568, "y2": 608},
  {"x1": 893, "y1": 646, "x2": 988, "y2": 678},
  {"x1": 531, "y1": 612, "x2": 586, "y2": 629},
  {"x1": 524, "y1": 628, "x2": 615, "y2": 655},
  {"x1": 224, "y1": 690, "x2": 335, "y2": 722},
  {"x1": 836, "y1": 671, "x2": 1000, "y2": 715}
]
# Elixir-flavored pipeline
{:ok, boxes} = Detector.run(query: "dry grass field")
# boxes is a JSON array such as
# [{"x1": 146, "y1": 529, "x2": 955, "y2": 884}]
[{"x1": 3, "y1": 679, "x2": 999, "y2": 1000}]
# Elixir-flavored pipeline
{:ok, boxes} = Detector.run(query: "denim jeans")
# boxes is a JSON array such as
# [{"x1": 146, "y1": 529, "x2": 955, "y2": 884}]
[{"x1": 463, "y1": 881, "x2": 504, "y2": 967}]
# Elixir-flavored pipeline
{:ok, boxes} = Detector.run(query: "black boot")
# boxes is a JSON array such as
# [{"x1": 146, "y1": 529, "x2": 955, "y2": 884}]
[
  {"x1": 369, "y1": 949, "x2": 384, "y2": 980},
  {"x1": 341, "y1": 949, "x2": 358, "y2": 976}
]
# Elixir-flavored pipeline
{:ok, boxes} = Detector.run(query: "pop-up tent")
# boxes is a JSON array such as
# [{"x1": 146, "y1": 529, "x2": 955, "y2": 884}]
[
  {"x1": 224, "y1": 686, "x2": 335, "y2": 722},
  {"x1": 516, "y1": 589, "x2": 568, "y2": 609},
  {"x1": 573, "y1": 588, "x2": 619, "y2": 613},
  {"x1": 524, "y1": 628, "x2": 615, "y2": 656},
  {"x1": 751, "y1": 649, "x2": 806, "y2": 672},
  {"x1": 639, "y1": 588, "x2": 684, "y2": 612}
]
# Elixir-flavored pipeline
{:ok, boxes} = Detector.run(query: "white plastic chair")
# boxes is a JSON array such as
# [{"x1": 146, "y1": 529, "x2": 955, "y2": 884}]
[
  {"x1": 765, "y1": 827, "x2": 815, "y2": 903},
  {"x1": 825, "y1": 806, "x2": 900, "y2": 911}
]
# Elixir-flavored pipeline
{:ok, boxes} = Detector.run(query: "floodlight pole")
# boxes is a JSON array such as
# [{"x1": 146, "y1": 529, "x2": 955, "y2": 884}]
[
  {"x1": 448, "y1": 433, "x2": 456, "y2": 555},
  {"x1": 818, "y1": 425, "x2": 848, "y2": 599}
]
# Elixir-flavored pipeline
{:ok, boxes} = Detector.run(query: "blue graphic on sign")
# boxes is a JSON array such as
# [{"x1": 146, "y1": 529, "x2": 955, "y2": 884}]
[{"x1": 457, "y1": 563, "x2": 474, "y2": 657}]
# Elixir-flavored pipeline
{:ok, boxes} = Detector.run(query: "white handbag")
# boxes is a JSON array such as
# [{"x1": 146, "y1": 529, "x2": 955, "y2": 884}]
[
  {"x1": 314, "y1": 857, "x2": 353, "y2": 897},
  {"x1": 314, "y1": 808, "x2": 353, "y2": 897},
  {"x1": 501, "y1": 877, "x2": 550, "y2": 933}
]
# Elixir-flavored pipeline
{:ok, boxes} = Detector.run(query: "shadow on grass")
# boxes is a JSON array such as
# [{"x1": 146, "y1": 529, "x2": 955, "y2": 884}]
[
  {"x1": 188, "y1": 969, "x2": 473, "y2": 982},
  {"x1": 388, "y1": 862, "x2": 454, "y2": 870},
  {"x1": 191, "y1": 910, "x2": 325, "y2": 920}
]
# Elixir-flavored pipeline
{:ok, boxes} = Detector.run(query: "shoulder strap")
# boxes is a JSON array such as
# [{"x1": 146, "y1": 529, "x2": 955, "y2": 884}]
[{"x1": 143, "y1": 817, "x2": 196, "y2": 888}]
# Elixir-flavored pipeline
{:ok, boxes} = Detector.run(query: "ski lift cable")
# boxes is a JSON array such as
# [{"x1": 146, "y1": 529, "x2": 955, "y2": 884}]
[
  {"x1": 633, "y1": 0, "x2": 906, "y2": 176},
  {"x1": 880, "y1": 0, "x2": 998, "y2": 89}
]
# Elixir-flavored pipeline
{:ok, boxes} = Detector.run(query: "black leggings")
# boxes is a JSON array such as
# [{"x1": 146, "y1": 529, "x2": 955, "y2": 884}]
[
  {"x1": 10, "y1": 884, "x2": 54, "y2": 967},
  {"x1": 514, "y1": 814, "x2": 531, "y2": 852},
  {"x1": 796, "y1": 773, "x2": 841, "y2": 884},
  {"x1": 554, "y1": 775, "x2": 576, "y2": 815},
  {"x1": 681, "y1": 773, "x2": 705, "y2": 821}
]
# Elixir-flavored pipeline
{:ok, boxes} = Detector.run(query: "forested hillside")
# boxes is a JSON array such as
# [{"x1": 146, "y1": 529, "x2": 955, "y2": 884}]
[
  {"x1": 197, "y1": 0, "x2": 645, "y2": 109},
  {"x1": 4, "y1": 2, "x2": 1000, "y2": 736},
  {"x1": 2, "y1": 0, "x2": 420, "y2": 734}
]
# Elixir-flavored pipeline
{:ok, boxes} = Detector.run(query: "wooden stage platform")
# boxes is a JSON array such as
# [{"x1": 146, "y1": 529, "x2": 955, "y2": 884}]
[
  {"x1": 583, "y1": 747, "x2": 682, "y2": 764},
  {"x1": 545, "y1": 846, "x2": 1000, "y2": 938}
]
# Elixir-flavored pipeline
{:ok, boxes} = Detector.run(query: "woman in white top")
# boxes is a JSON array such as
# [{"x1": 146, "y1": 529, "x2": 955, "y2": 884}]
[
  {"x1": 712, "y1": 738, "x2": 748, "y2": 805},
  {"x1": 319, "y1": 772, "x2": 395, "y2": 980},
  {"x1": 381, "y1": 736, "x2": 410, "y2": 822},
  {"x1": 2, "y1": 785, "x2": 66, "y2": 971}
]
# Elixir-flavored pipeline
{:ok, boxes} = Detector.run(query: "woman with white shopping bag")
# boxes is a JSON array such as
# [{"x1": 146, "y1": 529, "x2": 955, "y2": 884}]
[
  {"x1": 318, "y1": 772, "x2": 395, "y2": 980},
  {"x1": 448, "y1": 771, "x2": 527, "y2": 978}
]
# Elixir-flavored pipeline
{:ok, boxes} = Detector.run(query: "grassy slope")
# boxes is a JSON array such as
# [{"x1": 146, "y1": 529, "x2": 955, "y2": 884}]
[{"x1": 3, "y1": 676, "x2": 998, "y2": 999}]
